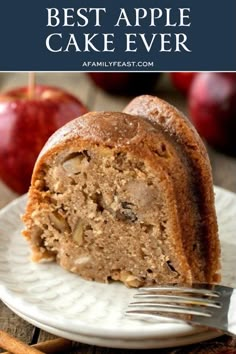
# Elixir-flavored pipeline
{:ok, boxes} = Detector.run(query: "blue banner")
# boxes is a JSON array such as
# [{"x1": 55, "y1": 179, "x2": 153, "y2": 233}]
[{"x1": 0, "y1": 0, "x2": 235, "y2": 71}]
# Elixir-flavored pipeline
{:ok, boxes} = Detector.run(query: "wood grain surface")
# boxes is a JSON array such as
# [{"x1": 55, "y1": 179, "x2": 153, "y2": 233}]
[{"x1": 0, "y1": 72, "x2": 236, "y2": 354}]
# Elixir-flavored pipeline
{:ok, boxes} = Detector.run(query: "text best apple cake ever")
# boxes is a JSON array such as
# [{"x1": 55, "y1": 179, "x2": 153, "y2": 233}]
[{"x1": 22, "y1": 95, "x2": 221, "y2": 287}]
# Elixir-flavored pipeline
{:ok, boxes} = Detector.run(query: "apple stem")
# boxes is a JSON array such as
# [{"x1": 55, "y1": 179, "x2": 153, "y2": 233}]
[{"x1": 28, "y1": 72, "x2": 36, "y2": 99}]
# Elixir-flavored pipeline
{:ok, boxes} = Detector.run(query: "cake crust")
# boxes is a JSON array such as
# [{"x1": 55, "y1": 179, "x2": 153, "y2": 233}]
[{"x1": 124, "y1": 95, "x2": 220, "y2": 283}]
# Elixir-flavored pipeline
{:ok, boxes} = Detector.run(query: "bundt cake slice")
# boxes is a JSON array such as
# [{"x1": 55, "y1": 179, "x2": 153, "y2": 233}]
[{"x1": 22, "y1": 98, "x2": 220, "y2": 287}]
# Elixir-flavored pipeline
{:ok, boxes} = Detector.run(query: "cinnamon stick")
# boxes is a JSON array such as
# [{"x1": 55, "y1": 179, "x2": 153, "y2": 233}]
[
  {"x1": 0, "y1": 329, "x2": 45, "y2": 353},
  {"x1": 1, "y1": 337, "x2": 73, "y2": 354},
  {"x1": 31, "y1": 338, "x2": 73, "y2": 353}
]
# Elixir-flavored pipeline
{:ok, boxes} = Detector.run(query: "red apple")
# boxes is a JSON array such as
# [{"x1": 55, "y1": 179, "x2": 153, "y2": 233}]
[
  {"x1": 189, "y1": 73, "x2": 236, "y2": 155},
  {"x1": 170, "y1": 72, "x2": 196, "y2": 95},
  {"x1": 0, "y1": 85, "x2": 88, "y2": 194},
  {"x1": 88, "y1": 73, "x2": 160, "y2": 95}
]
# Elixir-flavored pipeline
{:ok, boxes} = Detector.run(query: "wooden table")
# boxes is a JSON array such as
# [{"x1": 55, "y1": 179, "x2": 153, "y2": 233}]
[{"x1": 0, "y1": 72, "x2": 236, "y2": 353}]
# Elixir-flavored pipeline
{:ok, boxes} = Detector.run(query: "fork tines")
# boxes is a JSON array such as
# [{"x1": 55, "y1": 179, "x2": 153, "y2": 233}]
[
  {"x1": 126, "y1": 284, "x2": 222, "y2": 319},
  {"x1": 126, "y1": 284, "x2": 236, "y2": 336}
]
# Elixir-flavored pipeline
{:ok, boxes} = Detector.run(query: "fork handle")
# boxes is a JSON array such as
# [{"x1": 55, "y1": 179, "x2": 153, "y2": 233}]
[{"x1": 228, "y1": 289, "x2": 236, "y2": 335}]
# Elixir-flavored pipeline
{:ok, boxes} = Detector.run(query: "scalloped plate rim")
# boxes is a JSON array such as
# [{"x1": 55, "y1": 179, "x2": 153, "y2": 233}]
[{"x1": 4, "y1": 300, "x2": 220, "y2": 349}]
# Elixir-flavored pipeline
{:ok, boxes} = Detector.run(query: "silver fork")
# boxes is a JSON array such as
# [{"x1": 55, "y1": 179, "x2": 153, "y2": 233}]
[{"x1": 126, "y1": 284, "x2": 236, "y2": 336}]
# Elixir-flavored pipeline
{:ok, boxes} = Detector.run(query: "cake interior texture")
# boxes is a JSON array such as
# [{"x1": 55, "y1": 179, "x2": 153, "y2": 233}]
[{"x1": 23, "y1": 110, "x2": 220, "y2": 287}]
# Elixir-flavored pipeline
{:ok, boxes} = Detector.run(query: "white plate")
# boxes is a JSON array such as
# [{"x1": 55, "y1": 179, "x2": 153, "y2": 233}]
[
  {"x1": 0, "y1": 186, "x2": 235, "y2": 346},
  {"x1": 4, "y1": 301, "x2": 220, "y2": 349}
]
